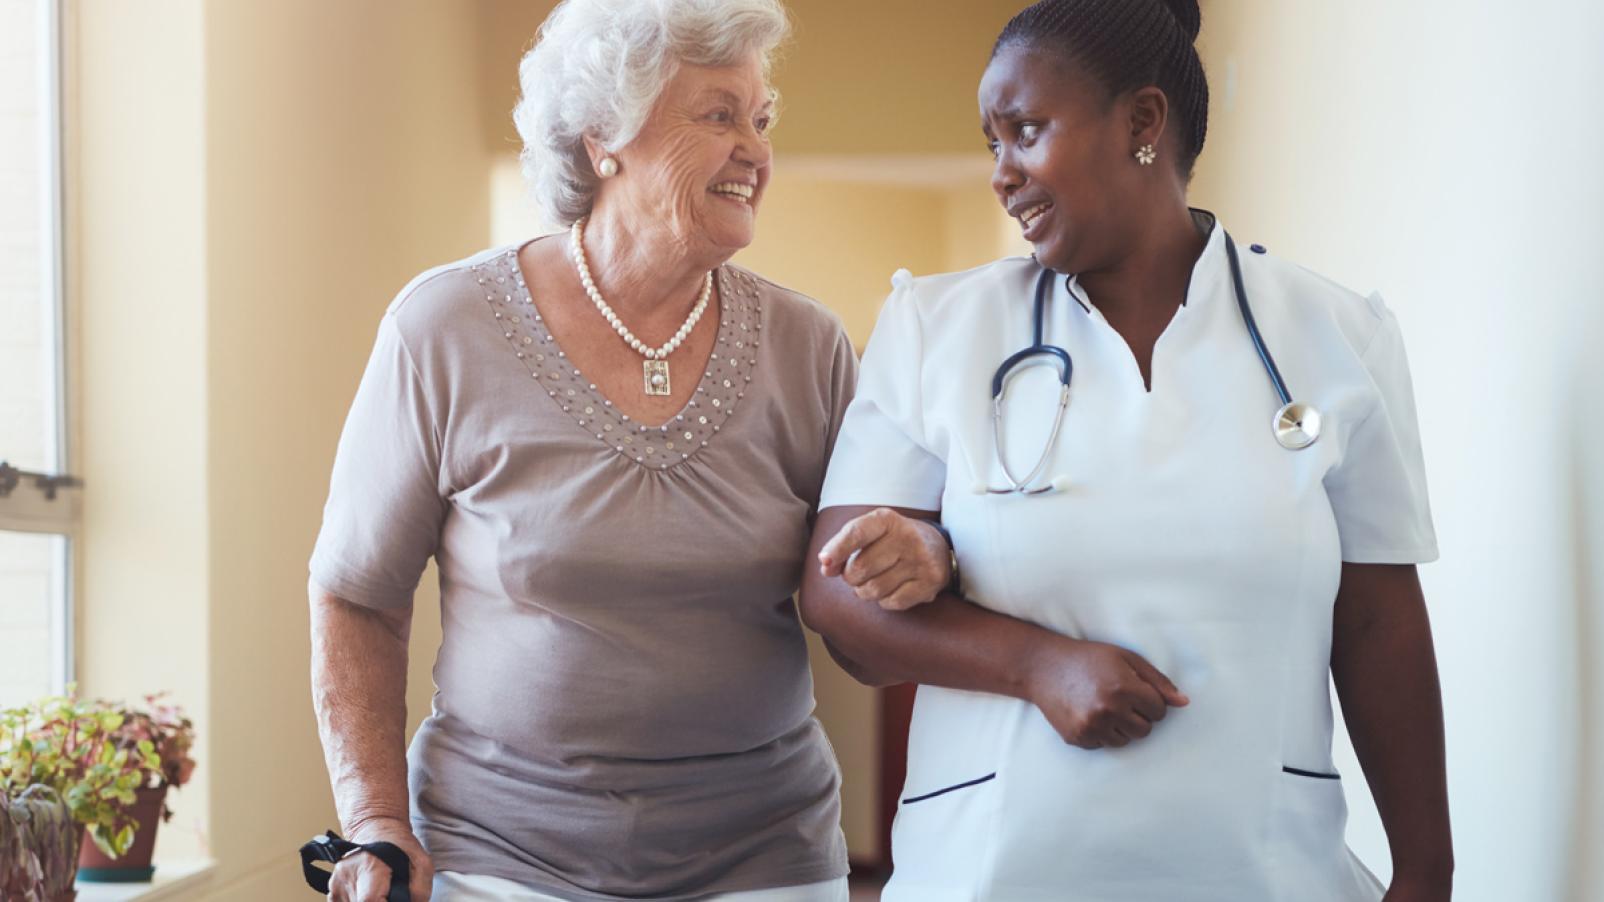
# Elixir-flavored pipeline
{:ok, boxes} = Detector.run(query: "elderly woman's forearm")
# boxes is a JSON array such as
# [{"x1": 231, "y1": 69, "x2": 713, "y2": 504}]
[
  {"x1": 800, "y1": 507, "x2": 1061, "y2": 698},
  {"x1": 309, "y1": 587, "x2": 414, "y2": 831}
]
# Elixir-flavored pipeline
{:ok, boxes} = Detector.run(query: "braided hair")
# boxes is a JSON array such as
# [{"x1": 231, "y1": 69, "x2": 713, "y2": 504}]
[{"x1": 994, "y1": 0, "x2": 1209, "y2": 177}]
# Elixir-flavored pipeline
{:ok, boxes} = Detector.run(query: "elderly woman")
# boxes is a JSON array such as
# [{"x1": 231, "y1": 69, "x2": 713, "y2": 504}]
[{"x1": 306, "y1": 1, "x2": 948, "y2": 899}]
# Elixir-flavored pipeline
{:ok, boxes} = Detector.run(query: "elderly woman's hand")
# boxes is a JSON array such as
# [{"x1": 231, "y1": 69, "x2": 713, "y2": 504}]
[
  {"x1": 327, "y1": 816, "x2": 433, "y2": 902},
  {"x1": 816, "y1": 508, "x2": 954, "y2": 611}
]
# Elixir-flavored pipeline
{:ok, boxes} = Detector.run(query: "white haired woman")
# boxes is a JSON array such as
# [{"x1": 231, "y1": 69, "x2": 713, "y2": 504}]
[{"x1": 306, "y1": 0, "x2": 952, "y2": 899}]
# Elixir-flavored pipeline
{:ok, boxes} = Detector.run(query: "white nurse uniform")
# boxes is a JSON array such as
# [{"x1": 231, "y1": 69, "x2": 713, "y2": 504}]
[{"x1": 819, "y1": 220, "x2": 1437, "y2": 902}]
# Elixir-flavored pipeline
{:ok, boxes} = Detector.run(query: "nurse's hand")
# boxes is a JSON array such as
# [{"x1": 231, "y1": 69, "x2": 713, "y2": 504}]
[
  {"x1": 816, "y1": 507, "x2": 953, "y2": 611},
  {"x1": 1027, "y1": 638, "x2": 1189, "y2": 750}
]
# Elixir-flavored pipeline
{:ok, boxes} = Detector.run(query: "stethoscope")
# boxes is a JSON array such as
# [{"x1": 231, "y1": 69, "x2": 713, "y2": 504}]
[{"x1": 978, "y1": 233, "x2": 1322, "y2": 496}]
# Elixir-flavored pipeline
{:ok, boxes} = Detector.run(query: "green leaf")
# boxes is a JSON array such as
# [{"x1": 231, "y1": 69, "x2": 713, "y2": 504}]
[{"x1": 88, "y1": 824, "x2": 118, "y2": 857}]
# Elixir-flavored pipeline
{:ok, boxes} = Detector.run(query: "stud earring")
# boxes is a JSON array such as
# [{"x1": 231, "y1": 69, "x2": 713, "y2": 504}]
[
  {"x1": 598, "y1": 157, "x2": 619, "y2": 178},
  {"x1": 1135, "y1": 145, "x2": 1157, "y2": 166}
]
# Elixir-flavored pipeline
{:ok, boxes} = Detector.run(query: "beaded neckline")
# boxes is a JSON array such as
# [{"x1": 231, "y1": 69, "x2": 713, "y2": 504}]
[{"x1": 473, "y1": 245, "x2": 764, "y2": 472}]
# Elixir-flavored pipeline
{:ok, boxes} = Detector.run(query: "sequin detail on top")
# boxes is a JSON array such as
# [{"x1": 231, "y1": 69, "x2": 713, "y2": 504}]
[{"x1": 476, "y1": 247, "x2": 763, "y2": 472}]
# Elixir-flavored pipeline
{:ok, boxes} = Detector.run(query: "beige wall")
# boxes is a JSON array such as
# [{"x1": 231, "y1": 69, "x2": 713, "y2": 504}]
[
  {"x1": 736, "y1": 159, "x2": 1026, "y2": 346},
  {"x1": 72, "y1": 0, "x2": 213, "y2": 865},
  {"x1": 736, "y1": 176, "x2": 949, "y2": 343},
  {"x1": 769, "y1": 1, "x2": 1017, "y2": 156}
]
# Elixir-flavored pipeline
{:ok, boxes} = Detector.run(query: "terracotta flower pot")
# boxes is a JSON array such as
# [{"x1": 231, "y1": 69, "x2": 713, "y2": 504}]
[{"x1": 75, "y1": 785, "x2": 168, "y2": 883}]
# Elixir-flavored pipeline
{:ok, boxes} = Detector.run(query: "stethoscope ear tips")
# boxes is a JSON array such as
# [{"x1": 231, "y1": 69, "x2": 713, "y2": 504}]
[
  {"x1": 970, "y1": 481, "x2": 990, "y2": 495},
  {"x1": 1049, "y1": 475, "x2": 1073, "y2": 493}
]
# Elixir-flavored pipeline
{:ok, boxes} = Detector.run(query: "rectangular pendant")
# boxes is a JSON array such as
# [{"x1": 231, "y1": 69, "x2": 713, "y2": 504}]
[{"x1": 643, "y1": 359, "x2": 671, "y2": 396}]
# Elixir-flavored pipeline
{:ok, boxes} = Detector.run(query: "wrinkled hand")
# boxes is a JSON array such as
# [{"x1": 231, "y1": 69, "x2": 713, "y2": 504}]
[
  {"x1": 817, "y1": 508, "x2": 952, "y2": 611},
  {"x1": 1027, "y1": 637, "x2": 1189, "y2": 749},
  {"x1": 327, "y1": 816, "x2": 433, "y2": 902}
]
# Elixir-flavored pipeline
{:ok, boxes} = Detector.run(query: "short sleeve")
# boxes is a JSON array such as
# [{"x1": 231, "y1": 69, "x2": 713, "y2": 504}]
[
  {"x1": 819, "y1": 271, "x2": 947, "y2": 511},
  {"x1": 1324, "y1": 301, "x2": 1439, "y2": 563},
  {"x1": 308, "y1": 312, "x2": 448, "y2": 609}
]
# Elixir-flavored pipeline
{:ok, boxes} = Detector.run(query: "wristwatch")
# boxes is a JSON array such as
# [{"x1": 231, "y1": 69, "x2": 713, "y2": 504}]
[{"x1": 926, "y1": 520, "x2": 961, "y2": 595}]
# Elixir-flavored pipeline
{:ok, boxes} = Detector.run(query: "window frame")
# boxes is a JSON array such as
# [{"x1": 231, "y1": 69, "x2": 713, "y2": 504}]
[{"x1": 0, "y1": 0, "x2": 75, "y2": 696}]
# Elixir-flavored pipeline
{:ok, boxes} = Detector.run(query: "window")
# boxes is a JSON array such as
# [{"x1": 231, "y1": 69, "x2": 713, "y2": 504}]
[{"x1": 0, "y1": 0, "x2": 73, "y2": 708}]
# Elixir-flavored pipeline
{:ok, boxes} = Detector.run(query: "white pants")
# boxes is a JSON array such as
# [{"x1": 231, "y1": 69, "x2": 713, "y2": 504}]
[{"x1": 432, "y1": 871, "x2": 850, "y2": 901}]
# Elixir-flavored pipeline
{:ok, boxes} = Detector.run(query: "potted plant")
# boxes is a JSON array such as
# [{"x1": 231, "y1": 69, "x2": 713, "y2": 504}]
[
  {"x1": 74, "y1": 695, "x2": 195, "y2": 883},
  {"x1": 0, "y1": 690, "x2": 195, "y2": 888},
  {"x1": 2, "y1": 691, "x2": 156, "y2": 897}
]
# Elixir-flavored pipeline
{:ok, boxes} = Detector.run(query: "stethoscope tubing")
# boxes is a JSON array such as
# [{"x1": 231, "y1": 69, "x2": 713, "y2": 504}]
[
  {"x1": 985, "y1": 269, "x2": 1074, "y2": 494},
  {"x1": 1224, "y1": 233, "x2": 1294, "y2": 408},
  {"x1": 981, "y1": 233, "x2": 1318, "y2": 496}
]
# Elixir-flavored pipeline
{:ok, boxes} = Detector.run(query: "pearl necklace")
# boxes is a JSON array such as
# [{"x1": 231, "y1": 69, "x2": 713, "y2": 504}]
[{"x1": 569, "y1": 216, "x2": 713, "y2": 397}]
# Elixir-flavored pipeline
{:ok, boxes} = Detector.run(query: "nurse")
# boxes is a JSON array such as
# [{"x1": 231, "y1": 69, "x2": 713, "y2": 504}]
[{"x1": 798, "y1": 1, "x2": 1453, "y2": 900}]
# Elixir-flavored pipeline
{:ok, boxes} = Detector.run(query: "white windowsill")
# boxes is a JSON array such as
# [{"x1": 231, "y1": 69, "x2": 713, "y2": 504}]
[{"x1": 75, "y1": 860, "x2": 215, "y2": 901}]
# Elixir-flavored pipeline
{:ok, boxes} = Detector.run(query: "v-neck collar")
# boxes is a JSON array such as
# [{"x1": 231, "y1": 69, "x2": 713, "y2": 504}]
[
  {"x1": 1048, "y1": 212, "x2": 1230, "y2": 394},
  {"x1": 473, "y1": 245, "x2": 765, "y2": 473}
]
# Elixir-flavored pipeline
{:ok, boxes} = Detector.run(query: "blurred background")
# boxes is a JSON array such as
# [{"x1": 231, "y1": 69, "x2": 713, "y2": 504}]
[{"x1": 1, "y1": 0, "x2": 1601, "y2": 899}]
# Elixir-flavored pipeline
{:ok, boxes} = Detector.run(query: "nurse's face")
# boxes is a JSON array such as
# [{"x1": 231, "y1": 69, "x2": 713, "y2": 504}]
[{"x1": 979, "y1": 42, "x2": 1149, "y2": 274}]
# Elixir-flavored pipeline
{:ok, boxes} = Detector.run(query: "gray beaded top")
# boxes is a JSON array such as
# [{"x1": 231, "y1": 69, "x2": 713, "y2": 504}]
[{"x1": 473, "y1": 247, "x2": 763, "y2": 472}]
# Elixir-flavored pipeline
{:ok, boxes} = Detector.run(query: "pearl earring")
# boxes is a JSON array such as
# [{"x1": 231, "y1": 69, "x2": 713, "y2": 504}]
[
  {"x1": 598, "y1": 157, "x2": 619, "y2": 178},
  {"x1": 1135, "y1": 145, "x2": 1157, "y2": 166}
]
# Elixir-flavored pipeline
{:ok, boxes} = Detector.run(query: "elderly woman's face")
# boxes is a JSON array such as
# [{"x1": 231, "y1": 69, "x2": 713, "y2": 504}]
[{"x1": 610, "y1": 53, "x2": 774, "y2": 255}]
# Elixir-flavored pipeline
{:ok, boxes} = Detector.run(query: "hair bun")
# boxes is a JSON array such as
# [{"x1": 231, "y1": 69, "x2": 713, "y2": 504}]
[{"x1": 1159, "y1": 0, "x2": 1201, "y2": 42}]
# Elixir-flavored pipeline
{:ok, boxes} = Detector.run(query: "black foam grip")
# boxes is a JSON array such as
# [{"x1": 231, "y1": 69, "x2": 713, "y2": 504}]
[{"x1": 299, "y1": 830, "x2": 413, "y2": 901}]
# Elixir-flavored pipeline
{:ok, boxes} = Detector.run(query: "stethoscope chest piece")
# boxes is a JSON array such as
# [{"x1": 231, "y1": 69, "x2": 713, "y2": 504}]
[{"x1": 1273, "y1": 401, "x2": 1321, "y2": 450}]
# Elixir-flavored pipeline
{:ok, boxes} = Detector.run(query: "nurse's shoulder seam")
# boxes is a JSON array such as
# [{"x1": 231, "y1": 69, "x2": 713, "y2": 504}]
[
  {"x1": 1237, "y1": 245, "x2": 1394, "y2": 353},
  {"x1": 885, "y1": 255, "x2": 1038, "y2": 315}
]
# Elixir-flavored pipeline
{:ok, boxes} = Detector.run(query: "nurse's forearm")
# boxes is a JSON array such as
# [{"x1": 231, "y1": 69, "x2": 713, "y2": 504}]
[
  {"x1": 309, "y1": 584, "x2": 415, "y2": 835},
  {"x1": 800, "y1": 506, "x2": 1060, "y2": 698},
  {"x1": 1330, "y1": 563, "x2": 1453, "y2": 892}
]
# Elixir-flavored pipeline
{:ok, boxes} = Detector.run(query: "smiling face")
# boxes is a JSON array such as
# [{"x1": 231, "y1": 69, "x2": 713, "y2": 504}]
[
  {"x1": 601, "y1": 53, "x2": 775, "y2": 259},
  {"x1": 980, "y1": 42, "x2": 1151, "y2": 275}
]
